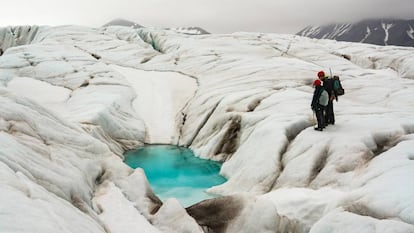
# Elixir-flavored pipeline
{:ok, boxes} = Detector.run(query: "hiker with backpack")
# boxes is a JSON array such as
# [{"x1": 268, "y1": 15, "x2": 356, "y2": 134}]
[
  {"x1": 311, "y1": 79, "x2": 328, "y2": 131},
  {"x1": 317, "y1": 70, "x2": 341, "y2": 125}
]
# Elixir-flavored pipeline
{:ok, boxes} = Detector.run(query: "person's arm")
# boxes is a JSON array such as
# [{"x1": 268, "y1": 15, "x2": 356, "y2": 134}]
[
  {"x1": 330, "y1": 90, "x2": 337, "y2": 101},
  {"x1": 311, "y1": 89, "x2": 319, "y2": 110}
]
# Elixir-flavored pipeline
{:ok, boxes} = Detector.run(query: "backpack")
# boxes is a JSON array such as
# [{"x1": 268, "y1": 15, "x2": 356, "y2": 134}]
[
  {"x1": 333, "y1": 75, "x2": 344, "y2": 96},
  {"x1": 319, "y1": 89, "x2": 329, "y2": 106}
]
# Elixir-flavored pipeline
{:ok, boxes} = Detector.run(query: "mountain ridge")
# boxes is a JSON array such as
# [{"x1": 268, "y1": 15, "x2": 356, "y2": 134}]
[
  {"x1": 103, "y1": 18, "x2": 143, "y2": 28},
  {"x1": 103, "y1": 18, "x2": 209, "y2": 35},
  {"x1": 297, "y1": 18, "x2": 414, "y2": 47}
]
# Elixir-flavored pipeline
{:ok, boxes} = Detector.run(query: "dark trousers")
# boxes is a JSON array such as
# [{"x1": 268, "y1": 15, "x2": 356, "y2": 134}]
[
  {"x1": 315, "y1": 105, "x2": 325, "y2": 129},
  {"x1": 325, "y1": 100, "x2": 335, "y2": 124}
]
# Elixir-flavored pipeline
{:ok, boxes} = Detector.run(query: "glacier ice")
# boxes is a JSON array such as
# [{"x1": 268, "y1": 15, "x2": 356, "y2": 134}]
[{"x1": 0, "y1": 25, "x2": 414, "y2": 232}]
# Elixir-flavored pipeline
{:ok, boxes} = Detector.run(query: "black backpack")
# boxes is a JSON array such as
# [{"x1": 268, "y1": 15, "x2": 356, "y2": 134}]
[{"x1": 333, "y1": 75, "x2": 344, "y2": 96}]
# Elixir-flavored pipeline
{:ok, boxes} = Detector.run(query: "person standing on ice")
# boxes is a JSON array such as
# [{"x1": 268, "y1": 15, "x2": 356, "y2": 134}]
[
  {"x1": 311, "y1": 79, "x2": 327, "y2": 131},
  {"x1": 317, "y1": 70, "x2": 336, "y2": 125}
]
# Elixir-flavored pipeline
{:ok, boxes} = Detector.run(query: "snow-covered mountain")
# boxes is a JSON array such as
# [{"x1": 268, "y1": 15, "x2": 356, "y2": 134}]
[
  {"x1": 1, "y1": 25, "x2": 414, "y2": 233},
  {"x1": 167, "y1": 26, "x2": 210, "y2": 35},
  {"x1": 103, "y1": 18, "x2": 143, "y2": 28},
  {"x1": 297, "y1": 19, "x2": 414, "y2": 47},
  {"x1": 103, "y1": 19, "x2": 209, "y2": 35}
]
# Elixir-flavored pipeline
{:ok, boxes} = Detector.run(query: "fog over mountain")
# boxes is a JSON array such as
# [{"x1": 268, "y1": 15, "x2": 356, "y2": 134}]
[{"x1": 3, "y1": 0, "x2": 414, "y2": 34}]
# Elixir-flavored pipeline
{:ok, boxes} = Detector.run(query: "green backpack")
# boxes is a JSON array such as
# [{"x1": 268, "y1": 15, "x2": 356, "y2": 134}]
[{"x1": 333, "y1": 75, "x2": 345, "y2": 96}]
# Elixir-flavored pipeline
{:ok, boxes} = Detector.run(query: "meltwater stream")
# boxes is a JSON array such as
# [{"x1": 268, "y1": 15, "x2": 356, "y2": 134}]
[{"x1": 124, "y1": 145, "x2": 226, "y2": 207}]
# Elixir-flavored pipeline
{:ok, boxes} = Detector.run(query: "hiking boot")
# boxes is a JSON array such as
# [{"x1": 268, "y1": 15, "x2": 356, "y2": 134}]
[{"x1": 314, "y1": 127, "x2": 323, "y2": 131}]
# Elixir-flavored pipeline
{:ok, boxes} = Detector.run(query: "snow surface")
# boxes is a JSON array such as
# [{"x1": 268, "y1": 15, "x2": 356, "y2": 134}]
[
  {"x1": 110, "y1": 65, "x2": 197, "y2": 144},
  {"x1": 1, "y1": 25, "x2": 414, "y2": 232}
]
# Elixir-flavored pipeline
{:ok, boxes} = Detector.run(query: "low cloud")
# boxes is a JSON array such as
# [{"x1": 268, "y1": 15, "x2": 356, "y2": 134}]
[{"x1": 2, "y1": 0, "x2": 413, "y2": 34}]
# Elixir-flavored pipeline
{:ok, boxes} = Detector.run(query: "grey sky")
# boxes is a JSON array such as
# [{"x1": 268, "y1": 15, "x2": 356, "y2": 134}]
[{"x1": 2, "y1": 0, "x2": 414, "y2": 34}]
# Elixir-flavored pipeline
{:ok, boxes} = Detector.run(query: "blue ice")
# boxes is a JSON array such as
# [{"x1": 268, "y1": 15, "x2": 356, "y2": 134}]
[{"x1": 124, "y1": 145, "x2": 226, "y2": 207}]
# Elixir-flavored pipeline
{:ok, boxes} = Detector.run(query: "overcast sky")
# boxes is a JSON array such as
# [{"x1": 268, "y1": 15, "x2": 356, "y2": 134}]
[{"x1": 2, "y1": 0, "x2": 414, "y2": 34}]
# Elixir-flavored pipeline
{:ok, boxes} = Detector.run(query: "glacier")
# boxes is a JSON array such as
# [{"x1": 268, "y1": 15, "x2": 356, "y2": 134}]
[{"x1": 0, "y1": 25, "x2": 414, "y2": 233}]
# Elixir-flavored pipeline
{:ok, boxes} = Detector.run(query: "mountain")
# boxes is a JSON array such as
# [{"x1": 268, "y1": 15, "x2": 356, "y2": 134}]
[
  {"x1": 103, "y1": 18, "x2": 143, "y2": 28},
  {"x1": 103, "y1": 19, "x2": 209, "y2": 35},
  {"x1": 1, "y1": 25, "x2": 414, "y2": 233},
  {"x1": 167, "y1": 26, "x2": 210, "y2": 35},
  {"x1": 297, "y1": 18, "x2": 414, "y2": 47}
]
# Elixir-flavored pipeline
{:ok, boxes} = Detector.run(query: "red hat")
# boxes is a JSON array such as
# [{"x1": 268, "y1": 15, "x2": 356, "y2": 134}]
[
  {"x1": 313, "y1": 79, "x2": 321, "y2": 86},
  {"x1": 317, "y1": 71, "x2": 325, "y2": 78}
]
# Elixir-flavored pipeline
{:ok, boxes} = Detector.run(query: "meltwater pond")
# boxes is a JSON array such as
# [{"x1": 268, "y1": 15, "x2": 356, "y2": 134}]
[{"x1": 124, "y1": 145, "x2": 226, "y2": 207}]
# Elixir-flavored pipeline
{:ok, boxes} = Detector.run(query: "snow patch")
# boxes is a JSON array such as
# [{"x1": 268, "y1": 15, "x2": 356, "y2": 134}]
[
  {"x1": 407, "y1": 25, "x2": 414, "y2": 40},
  {"x1": 110, "y1": 65, "x2": 197, "y2": 144},
  {"x1": 381, "y1": 23, "x2": 395, "y2": 46}
]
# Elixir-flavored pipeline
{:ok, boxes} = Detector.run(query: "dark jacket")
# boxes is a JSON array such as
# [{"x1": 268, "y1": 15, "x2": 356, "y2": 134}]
[{"x1": 311, "y1": 85, "x2": 325, "y2": 110}]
